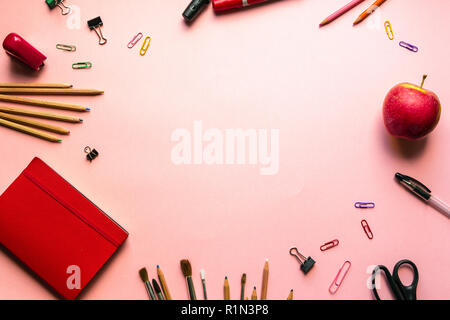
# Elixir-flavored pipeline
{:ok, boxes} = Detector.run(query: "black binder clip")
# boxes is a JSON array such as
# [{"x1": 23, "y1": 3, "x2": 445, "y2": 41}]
[
  {"x1": 88, "y1": 17, "x2": 107, "y2": 45},
  {"x1": 85, "y1": 146, "x2": 99, "y2": 162},
  {"x1": 289, "y1": 247, "x2": 315, "y2": 275}
]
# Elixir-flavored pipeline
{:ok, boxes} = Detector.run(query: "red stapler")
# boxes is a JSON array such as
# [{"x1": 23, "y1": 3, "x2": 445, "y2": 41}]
[{"x1": 2, "y1": 33, "x2": 47, "y2": 71}]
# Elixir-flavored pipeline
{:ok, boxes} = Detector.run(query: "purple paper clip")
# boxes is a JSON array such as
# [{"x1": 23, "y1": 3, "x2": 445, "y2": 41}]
[
  {"x1": 399, "y1": 41, "x2": 418, "y2": 52},
  {"x1": 355, "y1": 202, "x2": 375, "y2": 209}
]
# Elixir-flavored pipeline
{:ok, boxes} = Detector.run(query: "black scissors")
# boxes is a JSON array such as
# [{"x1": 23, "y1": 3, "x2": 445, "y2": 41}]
[{"x1": 371, "y1": 259, "x2": 419, "y2": 300}]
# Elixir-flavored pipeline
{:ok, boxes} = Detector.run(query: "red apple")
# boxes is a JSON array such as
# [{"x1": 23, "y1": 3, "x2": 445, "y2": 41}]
[{"x1": 383, "y1": 75, "x2": 441, "y2": 140}]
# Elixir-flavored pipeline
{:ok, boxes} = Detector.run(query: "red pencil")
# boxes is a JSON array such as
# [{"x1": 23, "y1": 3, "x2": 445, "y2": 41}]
[{"x1": 319, "y1": 0, "x2": 366, "y2": 27}]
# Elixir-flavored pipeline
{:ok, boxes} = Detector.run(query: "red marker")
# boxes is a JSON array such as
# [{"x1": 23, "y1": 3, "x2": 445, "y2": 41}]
[{"x1": 213, "y1": 0, "x2": 270, "y2": 12}]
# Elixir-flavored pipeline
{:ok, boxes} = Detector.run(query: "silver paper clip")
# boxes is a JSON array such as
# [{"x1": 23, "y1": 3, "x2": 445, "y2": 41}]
[{"x1": 56, "y1": 44, "x2": 76, "y2": 52}]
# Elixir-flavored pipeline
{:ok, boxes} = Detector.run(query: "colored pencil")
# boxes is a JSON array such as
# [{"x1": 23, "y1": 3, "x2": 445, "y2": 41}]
[
  {"x1": 157, "y1": 265, "x2": 172, "y2": 300},
  {"x1": 287, "y1": 289, "x2": 293, "y2": 300},
  {"x1": 319, "y1": 0, "x2": 366, "y2": 27},
  {"x1": 0, "y1": 106, "x2": 82, "y2": 123},
  {"x1": 251, "y1": 286, "x2": 257, "y2": 300},
  {"x1": 224, "y1": 276, "x2": 230, "y2": 300},
  {"x1": 0, "y1": 118, "x2": 62, "y2": 142},
  {"x1": 0, "y1": 94, "x2": 90, "y2": 112},
  {"x1": 353, "y1": 0, "x2": 387, "y2": 25},
  {"x1": 0, "y1": 82, "x2": 72, "y2": 88},
  {"x1": 0, "y1": 88, "x2": 104, "y2": 95},
  {"x1": 240, "y1": 273, "x2": 246, "y2": 300},
  {"x1": 261, "y1": 259, "x2": 269, "y2": 300},
  {"x1": 0, "y1": 112, "x2": 69, "y2": 135}
]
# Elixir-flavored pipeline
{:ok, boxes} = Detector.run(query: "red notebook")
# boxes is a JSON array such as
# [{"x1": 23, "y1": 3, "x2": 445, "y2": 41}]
[{"x1": 0, "y1": 157, "x2": 128, "y2": 299}]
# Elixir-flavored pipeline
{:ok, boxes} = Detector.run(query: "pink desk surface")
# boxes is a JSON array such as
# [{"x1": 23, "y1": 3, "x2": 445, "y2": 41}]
[{"x1": 0, "y1": 0, "x2": 449, "y2": 300}]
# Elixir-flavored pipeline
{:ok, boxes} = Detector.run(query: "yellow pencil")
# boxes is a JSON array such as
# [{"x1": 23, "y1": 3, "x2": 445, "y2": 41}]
[
  {"x1": 157, "y1": 265, "x2": 172, "y2": 300},
  {"x1": 251, "y1": 286, "x2": 257, "y2": 300},
  {"x1": 0, "y1": 82, "x2": 72, "y2": 88},
  {"x1": 0, "y1": 106, "x2": 82, "y2": 123},
  {"x1": 0, "y1": 94, "x2": 90, "y2": 112},
  {"x1": 224, "y1": 276, "x2": 230, "y2": 300},
  {"x1": 0, "y1": 118, "x2": 62, "y2": 142},
  {"x1": 0, "y1": 88, "x2": 104, "y2": 95},
  {"x1": 287, "y1": 289, "x2": 293, "y2": 300},
  {"x1": 0, "y1": 112, "x2": 69, "y2": 135},
  {"x1": 261, "y1": 259, "x2": 269, "y2": 300}
]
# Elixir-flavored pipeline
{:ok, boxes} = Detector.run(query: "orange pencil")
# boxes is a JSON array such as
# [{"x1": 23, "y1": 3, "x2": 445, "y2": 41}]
[
  {"x1": 251, "y1": 286, "x2": 257, "y2": 300},
  {"x1": 224, "y1": 276, "x2": 230, "y2": 300},
  {"x1": 353, "y1": 0, "x2": 387, "y2": 25},
  {"x1": 261, "y1": 259, "x2": 269, "y2": 300},
  {"x1": 287, "y1": 289, "x2": 294, "y2": 300}
]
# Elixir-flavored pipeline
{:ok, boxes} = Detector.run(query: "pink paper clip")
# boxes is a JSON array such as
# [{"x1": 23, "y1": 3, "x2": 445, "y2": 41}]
[
  {"x1": 329, "y1": 261, "x2": 351, "y2": 294},
  {"x1": 320, "y1": 239, "x2": 339, "y2": 252},
  {"x1": 361, "y1": 219, "x2": 373, "y2": 239},
  {"x1": 127, "y1": 32, "x2": 143, "y2": 49}
]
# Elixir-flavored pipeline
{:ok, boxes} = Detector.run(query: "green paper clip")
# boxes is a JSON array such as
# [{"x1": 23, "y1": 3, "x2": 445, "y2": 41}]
[{"x1": 72, "y1": 62, "x2": 92, "y2": 69}]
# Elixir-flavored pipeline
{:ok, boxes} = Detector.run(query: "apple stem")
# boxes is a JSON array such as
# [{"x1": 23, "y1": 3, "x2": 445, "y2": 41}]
[{"x1": 420, "y1": 75, "x2": 427, "y2": 89}]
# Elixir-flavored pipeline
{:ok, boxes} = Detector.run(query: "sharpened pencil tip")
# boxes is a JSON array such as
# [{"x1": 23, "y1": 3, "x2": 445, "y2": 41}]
[
  {"x1": 57, "y1": 139, "x2": 62, "y2": 142},
  {"x1": 225, "y1": 276, "x2": 227, "y2": 280},
  {"x1": 253, "y1": 286, "x2": 256, "y2": 290},
  {"x1": 79, "y1": 118, "x2": 83, "y2": 122},
  {"x1": 86, "y1": 107, "x2": 91, "y2": 111},
  {"x1": 157, "y1": 265, "x2": 160, "y2": 269}
]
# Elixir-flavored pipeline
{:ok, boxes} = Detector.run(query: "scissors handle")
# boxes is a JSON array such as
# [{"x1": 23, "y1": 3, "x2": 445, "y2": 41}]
[
  {"x1": 392, "y1": 259, "x2": 419, "y2": 300},
  {"x1": 372, "y1": 259, "x2": 419, "y2": 300}
]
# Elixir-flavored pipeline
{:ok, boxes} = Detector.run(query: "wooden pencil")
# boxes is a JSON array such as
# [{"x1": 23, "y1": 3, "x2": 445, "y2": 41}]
[
  {"x1": 261, "y1": 259, "x2": 269, "y2": 300},
  {"x1": 287, "y1": 289, "x2": 293, "y2": 300},
  {"x1": 0, "y1": 94, "x2": 90, "y2": 112},
  {"x1": 224, "y1": 276, "x2": 230, "y2": 300},
  {"x1": 0, "y1": 106, "x2": 82, "y2": 123},
  {"x1": 0, "y1": 112, "x2": 69, "y2": 135},
  {"x1": 0, "y1": 82, "x2": 72, "y2": 88},
  {"x1": 0, "y1": 118, "x2": 62, "y2": 142},
  {"x1": 157, "y1": 265, "x2": 172, "y2": 300},
  {"x1": 251, "y1": 286, "x2": 257, "y2": 300},
  {"x1": 0, "y1": 88, "x2": 104, "y2": 96},
  {"x1": 353, "y1": 0, "x2": 387, "y2": 25}
]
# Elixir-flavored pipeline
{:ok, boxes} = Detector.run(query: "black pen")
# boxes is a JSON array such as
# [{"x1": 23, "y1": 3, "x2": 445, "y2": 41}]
[{"x1": 395, "y1": 173, "x2": 450, "y2": 219}]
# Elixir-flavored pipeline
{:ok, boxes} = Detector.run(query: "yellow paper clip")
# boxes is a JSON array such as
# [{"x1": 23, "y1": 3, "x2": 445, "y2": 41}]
[
  {"x1": 140, "y1": 36, "x2": 151, "y2": 56},
  {"x1": 384, "y1": 21, "x2": 394, "y2": 40}
]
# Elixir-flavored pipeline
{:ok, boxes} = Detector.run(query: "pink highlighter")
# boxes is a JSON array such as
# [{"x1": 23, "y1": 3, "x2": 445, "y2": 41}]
[
  {"x1": 2, "y1": 33, "x2": 47, "y2": 71},
  {"x1": 212, "y1": 0, "x2": 270, "y2": 12}
]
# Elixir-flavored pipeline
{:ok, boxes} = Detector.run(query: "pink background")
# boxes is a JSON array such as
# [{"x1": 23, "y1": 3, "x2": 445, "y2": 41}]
[{"x1": 0, "y1": 0, "x2": 449, "y2": 300}]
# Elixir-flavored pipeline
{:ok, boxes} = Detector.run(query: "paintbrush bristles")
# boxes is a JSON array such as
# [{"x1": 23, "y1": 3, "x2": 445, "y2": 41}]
[
  {"x1": 139, "y1": 267, "x2": 149, "y2": 283},
  {"x1": 241, "y1": 273, "x2": 247, "y2": 284},
  {"x1": 180, "y1": 259, "x2": 192, "y2": 277}
]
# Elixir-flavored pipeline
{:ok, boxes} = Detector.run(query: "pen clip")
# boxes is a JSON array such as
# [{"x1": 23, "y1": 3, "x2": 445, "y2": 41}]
[{"x1": 396, "y1": 173, "x2": 431, "y2": 193}]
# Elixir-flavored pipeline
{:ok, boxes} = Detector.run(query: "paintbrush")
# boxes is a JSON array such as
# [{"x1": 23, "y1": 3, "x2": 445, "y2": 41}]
[
  {"x1": 152, "y1": 279, "x2": 165, "y2": 300},
  {"x1": 240, "y1": 273, "x2": 246, "y2": 300},
  {"x1": 200, "y1": 269, "x2": 208, "y2": 300},
  {"x1": 181, "y1": 259, "x2": 197, "y2": 300},
  {"x1": 139, "y1": 267, "x2": 156, "y2": 300}
]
